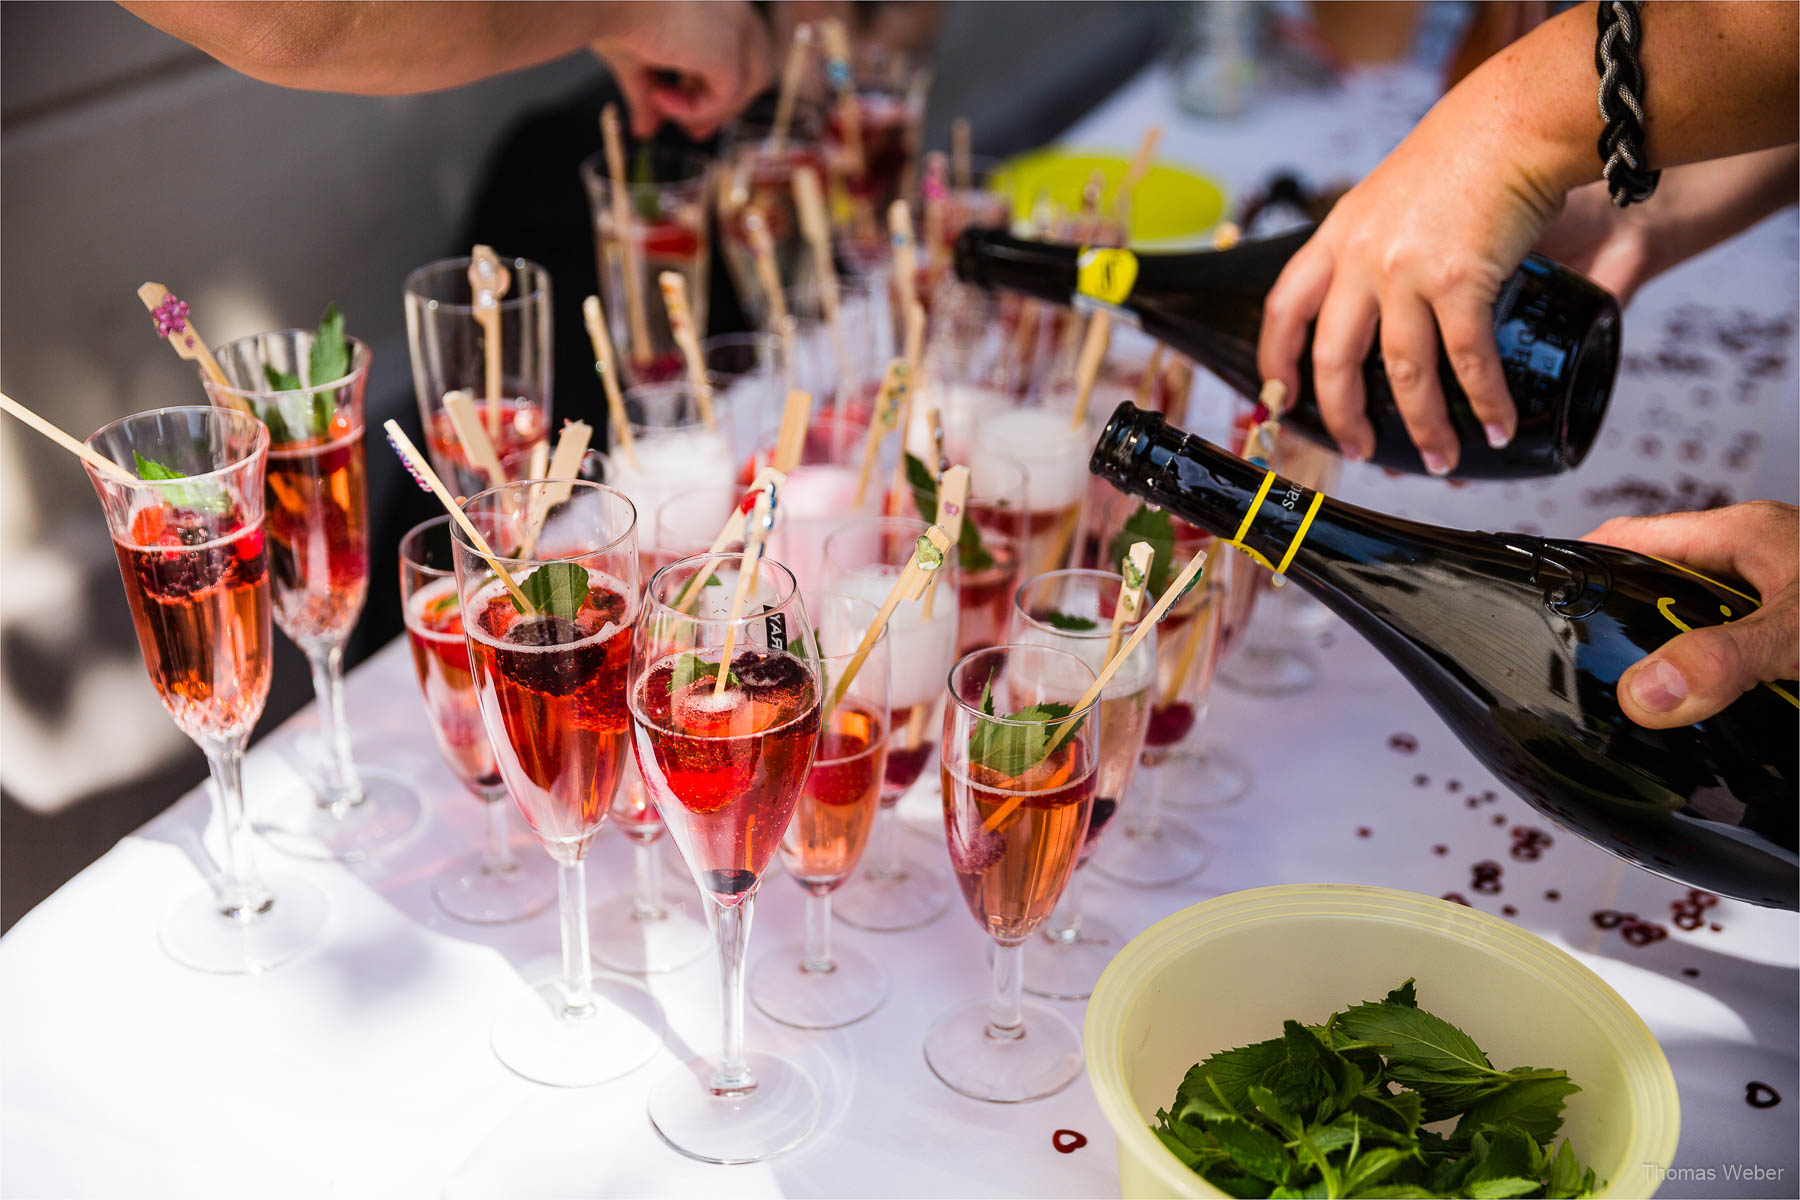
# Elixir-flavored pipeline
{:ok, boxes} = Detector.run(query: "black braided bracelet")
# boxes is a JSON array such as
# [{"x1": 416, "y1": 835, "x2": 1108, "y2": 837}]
[{"x1": 1595, "y1": 0, "x2": 1660, "y2": 207}]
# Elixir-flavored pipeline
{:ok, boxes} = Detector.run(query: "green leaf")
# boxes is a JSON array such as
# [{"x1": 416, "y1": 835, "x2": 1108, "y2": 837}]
[
  {"x1": 1042, "y1": 609, "x2": 1100, "y2": 632},
  {"x1": 1360, "y1": 1188, "x2": 1437, "y2": 1198},
  {"x1": 1544, "y1": 1140, "x2": 1588, "y2": 1199},
  {"x1": 132, "y1": 451, "x2": 230, "y2": 515},
  {"x1": 1453, "y1": 1070, "x2": 1579, "y2": 1145},
  {"x1": 1385, "y1": 979, "x2": 1419, "y2": 1008},
  {"x1": 1245, "y1": 1084, "x2": 1303, "y2": 1140},
  {"x1": 967, "y1": 700, "x2": 1085, "y2": 778},
  {"x1": 513, "y1": 561, "x2": 589, "y2": 620},
  {"x1": 309, "y1": 303, "x2": 349, "y2": 390},
  {"x1": 977, "y1": 674, "x2": 996, "y2": 717},
  {"x1": 1209, "y1": 1119, "x2": 1290, "y2": 1186},
  {"x1": 1466, "y1": 1178, "x2": 1544, "y2": 1199},
  {"x1": 670, "y1": 650, "x2": 739, "y2": 693},
  {"x1": 904, "y1": 452, "x2": 995, "y2": 572},
  {"x1": 1335, "y1": 999, "x2": 1495, "y2": 1087},
  {"x1": 1341, "y1": 1148, "x2": 1414, "y2": 1196},
  {"x1": 1110, "y1": 502, "x2": 1175, "y2": 597},
  {"x1": 1175, "y1": 1037, "x2": 1289, "y2": 1117},
  {"x1": 957, "y1": 514, "x2": 997, "y2": 572}
]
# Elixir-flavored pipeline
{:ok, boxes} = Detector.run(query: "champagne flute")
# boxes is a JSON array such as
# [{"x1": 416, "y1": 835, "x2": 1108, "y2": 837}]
[
  {"x1": 450, "y1": 480, "x2": 663, "y2": 1087},
  {"x1": 206, "y1": 330, "x2": 421, "y2": 860},
  {"x1": 84, "y1": 406, "x2": 330, "y2": 971},
  {"x1": 928, "y1": 643, "x2": 1098, "y2": 1102},
  {"x1": 825, "y1": 516, "x2": 957, "y2": 932},
  {"x1": 631, "y1": 552, "x2": 823, "y2": 1163},
  {"x1": 751, "y1": 593, "x2": 891, "y2": 1027},
  {"x1": 1010, "y1": 568, "x2": 1154, "y2": 997},
  {"x1": 400, "y1": 516, "x2": 556, "y2": 923}
]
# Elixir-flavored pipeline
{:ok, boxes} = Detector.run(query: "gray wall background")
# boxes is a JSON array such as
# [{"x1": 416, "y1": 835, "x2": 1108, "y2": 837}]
[{"x1": 0, "y1": 1, "x2": 1168, "y2": 927}]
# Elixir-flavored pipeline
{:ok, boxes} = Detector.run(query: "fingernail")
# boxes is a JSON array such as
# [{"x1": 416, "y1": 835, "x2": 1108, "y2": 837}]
[
  {"x1": 1485, "y1": 423, "x2": 1511, "y2": 450},
  {"x1": 1340, "y1": 442, "x2": 1369, "y2": 463},
  {"x1": 1629, "y1": 659, "x2": 1688, "y2": 712},
  {"x1": 1422, "y1": 451, "x2": 1452, "y2": 476}
]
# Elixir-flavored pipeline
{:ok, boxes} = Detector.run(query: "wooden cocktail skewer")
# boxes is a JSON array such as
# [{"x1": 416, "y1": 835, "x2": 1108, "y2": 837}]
[
  {"x1": 1160, "y1": 583, "x2": 1217, "y2": 709},
  {"x1": 920, "y1": 464, "x2": 967, "y2": 620},
  {"x1": 672, "y1": 467, "x2": 785, "y2": 614},
  {"x1": 774, "y1": 388, "x2": 814, "y2": 473},
  {"x1": 600, "y1": 104, "x2": 653, "y2": 370},
  {"x1": 136, "y1": 284, "x2": 247, "y2": 412},
  {"x1": 951, "y1": 118, "x2": 973, "y2": 193},
  {"x1": 769, "y1": 22, "x2": 814, "y2": 154},
  {"x1": 658, "y1": 271, "x2": 718, "y2": 431},
  {"x1": 852, "y1": 358, "x2": 909, "y2": 507},
  {"x1": 889, "y1": 201, "x2": 919, "y2": 317},
  {"x1": 1134, "y1": 344, "x2": 1167, "y2": 410},
  {"x1": 467, "y1": 244, "x2": 510, "y2": 435},
  {"x1": 981, "y1": 545, "x2": 1207, "y2": 834},
  {"x1": 522, "y1": 420, "x2": 593, "y2": 555},
  {"x1": 1067, "y1": 310, "x2": 1113, "y2": 430},
  {"x1": 792, "y1": 164, "x2": 852, "y2": 398},
  {"x1": 819, "y1": 19, "x2": 863, "y2": 178},
  {"x1": 0, "y1": 392, "x2": 138, "y2": 484},
  {"x1": 442, "y1": 389, "x2": 508, "y2": 488},
  {"x1": 825, "y1": 524, "x2": 952, "y2": 718},
  {"x1": 1111, "y1": 124, "x2": 1162, "y2": 226},
  {"x1": 1164, "y1": 355, "x2": 1195, "y2": 428},
  {"x1": 384, "y1": 419, "x2": 532, "y2": 611},
  {"x1": 884, "y1": 300, "x2": 926, "y2": 505},
  {"x1": 1106, "y1": 541, "x2": 1154, "y2": 663},
  {"x1": 581, "y1": 294, "x2": 638, "y2": 469},
  {"x1": 922, "y1": 152, "x2": 949, "y2": 268},
  {"x1": 526, "y1": 440, "x2": 550, "y2": 483},
  {"x1": 713, "y1": 487, "x2": 776, "y2": 696},
  {"x1": 744, "y1": 207, "x2": 797, "y2": 369}
]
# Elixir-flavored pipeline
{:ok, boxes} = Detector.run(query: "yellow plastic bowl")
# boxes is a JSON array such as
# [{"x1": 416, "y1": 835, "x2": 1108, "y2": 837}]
[
  {"x1": 991, "y1": 149, "x2": 1228, "y2": 246},
  {"x1": 1085, "y1": 885, "x2": 1679, "y2": 1199}
]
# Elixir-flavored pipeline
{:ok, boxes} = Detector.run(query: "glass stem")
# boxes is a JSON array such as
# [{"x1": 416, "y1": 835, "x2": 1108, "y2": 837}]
[
  {"x1": 710, "y1": 895, "x2": 757, "y2": 1095},
  {"x1": 481, "y1": 799, "x2": 518, "y2": 874},
  {"x1": 307, "y1": 644, "x2": 363, "y2": 808},
  {"x1": 557, "y1": 858, "x2": 596, "y2": 1017},
  {"x1": 987, "y1": 941, "x2": 1026, "y2": 1042},
  {"x1": 873, "y1": 804, "x2": 903, "y2": 880},
  {"x1": 203, "y1": 738, "x2": 272, "y2": 921},
  {"x1": 1042, "y1": 867, "x2": 1084, "y2": 944},
  {"x1": 802, "y1": 890, "x2": 834, "y2": 973},
  {"x1": 632, "y1": 839, "x2": 668, "y2": 921},
  {"x1": 1137, "y1": 764, "x2": 1167, "y2": 839}
]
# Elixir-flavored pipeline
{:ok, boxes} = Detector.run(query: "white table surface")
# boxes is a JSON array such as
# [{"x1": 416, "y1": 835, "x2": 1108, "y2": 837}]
[{"x1": 5, "y1": 61, "x2": 1797, "y2": 1200}]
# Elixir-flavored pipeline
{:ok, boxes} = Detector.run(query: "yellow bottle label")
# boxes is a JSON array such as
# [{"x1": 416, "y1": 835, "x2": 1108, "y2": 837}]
[{"x1": 1076, "y1": 246, "x2": 1138, "y2": 306}]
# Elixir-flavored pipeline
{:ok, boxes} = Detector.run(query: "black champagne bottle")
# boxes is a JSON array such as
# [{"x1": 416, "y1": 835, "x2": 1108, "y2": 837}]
[
  {"x1": 955, "y1": 228, "x2": 1622, "y2": 480},
  {"x1": 1091, "y1": 401, "x2": 1797, "y2": 907}
]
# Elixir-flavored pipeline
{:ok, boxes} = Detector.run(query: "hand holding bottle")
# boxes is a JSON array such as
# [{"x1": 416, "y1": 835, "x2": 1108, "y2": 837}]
[{"x1": 1583, "y1": 502, "x2": 1800, "y2": 731}]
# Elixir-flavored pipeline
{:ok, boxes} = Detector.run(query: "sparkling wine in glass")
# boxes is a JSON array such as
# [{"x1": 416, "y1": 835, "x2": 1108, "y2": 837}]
[
  {"x1": 403, "y1": 255, "x2": 554, "y2": 500},
  {"x1": 400, "y1": 516, "x2": 556, "y2": 923},
  {"x1": 84, "y1": 406, "x2": 330, "y2": 971},
  {"x1": 751, "y1": 593, "x2": 891, "y2": 1028},
  {"x1": 1009, "y1": 568, "x2": 1154, "y2": 998},
  {"x1": 824, "y1": 516, "x2": 957, "y2": 932},
  {"x1": 207, "y1": 327, "x2": 421, "y2": 860},
  {"x1": 631, "y1": 552, "x2": 823, "y2": 1163},
  {"x1": 452, "y1": 480, "x2": 663, "y2": 1087},
  {"x1": 927, "y1": 643, "x2": 1098, "y2": 1102},
  {"x1": 968, "y1": 400, "x2": 1089, "y2": 581},
  {"x1": 716, "y1": 110, "x2": 830, "y2": 331},
  {"x1": 895, "y1": 448, "x2": 1026, "y2": 659}
]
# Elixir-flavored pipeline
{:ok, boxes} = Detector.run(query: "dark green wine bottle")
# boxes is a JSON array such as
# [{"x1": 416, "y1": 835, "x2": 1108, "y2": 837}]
[
  {"x1": 955, "y1": 227, "x2": 1622, "y2": 480},
  {"x1": 1091, "y1": 401, "x2": 1798, "y2": 908}
]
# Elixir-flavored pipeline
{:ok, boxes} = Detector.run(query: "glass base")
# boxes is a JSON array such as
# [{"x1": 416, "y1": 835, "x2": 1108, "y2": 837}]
[
  {"x1": 1219, "y1": 644, "x2": 1320, "y2": 696},
  {"x1": 1089, "y1": 815, "x2": 1210, "y2": 888},
  {"x1": 751, "y1": 942, "x2": 888, "y2": 1029},
  {"x1": 490, "y1": 974, "x2": 665, "y2": 1088},
  {"x1": 923, "y1": 999, "x2": 1084, "y2": 1102},
  {"x1": 591, "y1": 889, "x2": 711, "y2": 974},
  {"x1": 257, "y1": 769, "x2": 424, "y2": 863},
  {"x1": 649, "y1": 1051, "x2": 821, "y2": 1164},
  {"x1": 833, "y1": 847, "x2": 951, "y2": 932},
  {"x1": 1021, "y1": 914, "x2": 1124, "y2": 1001},
  {"x1": 160, "y1": 873, "x2": 331, "y2": 974},
  {"x1": 432, "y1": 845, "x2": 558, "y2": 925},
  {"x1": 1154, "y1": 744, "x2": 1253, "y2": 810}
]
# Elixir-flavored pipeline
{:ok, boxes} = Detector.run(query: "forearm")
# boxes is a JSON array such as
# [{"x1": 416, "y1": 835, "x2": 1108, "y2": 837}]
[
  {"x1": 1448, "y1": 2, "x2": 1799, "y2": 203},
  {"x1": 120, "y1": 1, "x2": 635, "y2": 94},
  {"x1": 1641, "y1": 145, "x2": 1800, "y2": 278}
]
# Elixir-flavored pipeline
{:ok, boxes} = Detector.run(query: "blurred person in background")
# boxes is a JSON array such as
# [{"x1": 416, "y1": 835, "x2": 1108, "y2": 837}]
[{"x1": 1255, "y1": 1, "x2": 1797, "y2": 729}]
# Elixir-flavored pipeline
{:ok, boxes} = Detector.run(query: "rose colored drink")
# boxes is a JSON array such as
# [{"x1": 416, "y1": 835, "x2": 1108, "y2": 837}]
[
  {"x1": 405, "y1": 576, "x2": 499, "y2": 792},
  {"x1": 952, "y1": 521, "x2": 1021, "y2": 658},
  {"x1": 633, "y1": 647, "x2": 822, "y2": 902},
  {"x1": 465, "y1": 573, "x2": 635, "y2": 857},
  {"x1": 943, "y1": 740, "x2": 1095, "y2": 945},
  {"x1": 263, "y1": 418, "x2": 368, "y2": 646},
  {"x1": 425, "y1": 395, "x2": 549, "y2": 498},
  {"x1": 778, "y1": 702, "x2": 886, "y2": 890},
  {"x1": 115, "y1": 503, "x2": 272, "y2": 743}
]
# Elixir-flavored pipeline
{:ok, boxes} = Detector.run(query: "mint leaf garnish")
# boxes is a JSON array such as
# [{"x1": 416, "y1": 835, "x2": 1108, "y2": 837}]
[
  {"x1": 1111, "y1": 502, "x2": 1175, "y2": 598},
  {"x1": 669, "y1": 651, "x2": 739, "y2": 693},
  {"x1": 905, "y1": 451, "x2": 996, "y2": 572},
  {"x1": 512, "y1": 561, "x2": 589, "y2": 620},
  {"x1": 133, "y1": 451, "x2": 229, "y2": 515},
  {"x1": 1041, "y1": 609, "x2": 1099, "y2": 632},
  {"x1": 1153, "y1": 979, "x2": 1602, "y2": 1199},
  {"x1": 254, "y1": 303, "x2": 347, "y2": 442},
  {"x1": 967, "y1": 700, "x2": 1083, "y2": 778}
]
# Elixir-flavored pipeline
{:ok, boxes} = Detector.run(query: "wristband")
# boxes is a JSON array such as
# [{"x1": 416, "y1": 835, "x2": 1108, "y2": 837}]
[{"x1": 1595, "y1": 1, "x2": 1660, "y2": 207}]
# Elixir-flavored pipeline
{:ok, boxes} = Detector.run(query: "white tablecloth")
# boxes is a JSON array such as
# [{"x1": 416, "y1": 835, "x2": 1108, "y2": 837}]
[{"x1": 5, "y1": 61, "x2": 1797, "y2": 1200}]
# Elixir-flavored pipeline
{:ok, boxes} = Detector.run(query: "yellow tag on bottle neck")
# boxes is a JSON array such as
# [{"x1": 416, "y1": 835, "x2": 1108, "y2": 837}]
[{"x1": 1076, "y1": 246, "x2": 1139, "y2": 307}]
